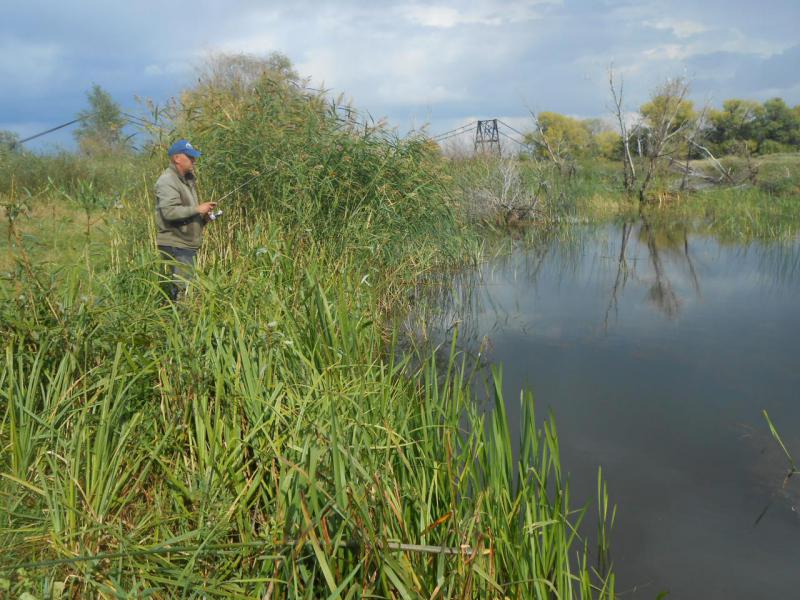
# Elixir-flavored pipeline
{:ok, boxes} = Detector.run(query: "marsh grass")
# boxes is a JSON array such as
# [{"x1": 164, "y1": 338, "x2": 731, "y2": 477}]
[
  {"x1": 0, "y1": 148, "x2": 147, "y2": 198},
  {"x1": 0, "y1": 69, "x2": 615, "y2": 598},
  {"x1": 0, "y1": 229, "x2": 615, "y2": 598},
  {"x1": 570, "y1": 184, "x2": 800, "y2": 243},
  {"x1": 0, "y1": 177, "x2": 129, "y2": 276}
]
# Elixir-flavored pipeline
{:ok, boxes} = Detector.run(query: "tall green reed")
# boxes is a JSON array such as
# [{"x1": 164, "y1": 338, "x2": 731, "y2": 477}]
[
  {"x1": 1, "y1": 66, "x2": 615, "y2": 598},
  {"x1": 1, "y1": 228, "x2": 615, "y2": 597}
]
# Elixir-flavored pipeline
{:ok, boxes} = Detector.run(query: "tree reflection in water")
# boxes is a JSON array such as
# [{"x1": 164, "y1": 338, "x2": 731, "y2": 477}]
[{"x1": 604, "y1": 213, "x2": 704, "y2": 327}]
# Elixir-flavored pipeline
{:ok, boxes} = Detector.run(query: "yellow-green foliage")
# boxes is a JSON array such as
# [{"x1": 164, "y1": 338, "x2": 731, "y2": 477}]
[
  {"x1": 593, "y1": 130, "x2": 622, "y2": 160},
  {"x1": 527, "y1": 111, "x2": 593, "y2": 160},
  {"x1": 639, "y1": 94, "x2": 695, "y2": 133}
]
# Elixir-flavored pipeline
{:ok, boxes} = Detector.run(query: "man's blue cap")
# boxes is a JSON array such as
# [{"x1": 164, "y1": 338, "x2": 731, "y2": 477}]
[{"x1": 167, "y1": 139, "x2": 201, "y2": 158}]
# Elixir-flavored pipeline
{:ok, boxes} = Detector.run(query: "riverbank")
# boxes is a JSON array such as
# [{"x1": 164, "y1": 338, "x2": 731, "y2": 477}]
[
  {"x1": 3, "y1": 66, "x2": 798, "y2": 595},
  {"x1": 4, "y1": 149, "x2": 798, "y2": 599},
  {"x1": 0, "y1": 76, "x2": 615, "y2": 598}
]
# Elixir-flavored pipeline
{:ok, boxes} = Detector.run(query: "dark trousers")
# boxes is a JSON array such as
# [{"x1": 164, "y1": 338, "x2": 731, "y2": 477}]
[{"x1": 158, "y1": 245, "x2": 197, "y2": 301}]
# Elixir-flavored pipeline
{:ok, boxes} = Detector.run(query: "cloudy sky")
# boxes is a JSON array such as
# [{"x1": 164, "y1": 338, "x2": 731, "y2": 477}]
[{"x1": 3, "y1": 0, "x2": 799, "y2": 150}]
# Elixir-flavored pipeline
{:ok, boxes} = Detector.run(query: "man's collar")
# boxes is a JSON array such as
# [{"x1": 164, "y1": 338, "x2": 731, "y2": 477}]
[{"x1": 169, "y1": 163, "x2": 195, "y2": 183}]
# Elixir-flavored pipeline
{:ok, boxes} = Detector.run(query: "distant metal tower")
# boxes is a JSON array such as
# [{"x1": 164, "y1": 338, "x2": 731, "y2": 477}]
[{"x1": 474, "y1": 119, "x2": 501, "y2": 155}]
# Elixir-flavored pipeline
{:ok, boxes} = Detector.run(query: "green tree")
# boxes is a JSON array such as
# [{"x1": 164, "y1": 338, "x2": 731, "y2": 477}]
[
  {"x1": 525, "y1": 112, "x2": 592, "y2": 163},
  {"x1": 640, "y1": 93, "x2": 696, "y2": 135},
  {"x1": 0, "y1": 130, "x2": 21, "y2": 154},
  {"x1": 582, "y1": 118, "x2": 609, "y2": 137},
  {"x1": 74, "y1": 84, "x2": 129, "y2": 155},
  {"x1": 758, "y1": 97, "x2": 800, "y2": 149},
  {"x1": 580, "y1": 118, "x2": 622, "y2": 160},
  {"x1": 594, "y1": 130, "x2": 622, "y2": 160},
  {"x1": 708, "y1": 99, "x2": 763, "y2": 153}
]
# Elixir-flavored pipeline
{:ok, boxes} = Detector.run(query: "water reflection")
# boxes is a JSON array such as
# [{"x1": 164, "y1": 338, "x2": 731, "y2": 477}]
[
  {"x1": 415, "y1": 217, "x2": 800, "y2": 599},
  {"x1": 602, "y1": 215, "x2": 705, "y2": 329},
  {"x1": 427, "y1": 218, "x2": 799, "y2": 344}
]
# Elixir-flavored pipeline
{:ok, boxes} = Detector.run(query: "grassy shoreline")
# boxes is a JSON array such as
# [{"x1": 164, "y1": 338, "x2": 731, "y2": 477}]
[
  {"x1": 0, "y1": 185, "x2": 618, "y2": 598},
  {"x1": 1, "y1": 104, "x2": 619, "y2": 600},
  {"x1": 2, "y1": 69, "x2": 797, "y2": 597},
  {"x1": 2, "y1": 154, "x2": 798, "y2": 597}
]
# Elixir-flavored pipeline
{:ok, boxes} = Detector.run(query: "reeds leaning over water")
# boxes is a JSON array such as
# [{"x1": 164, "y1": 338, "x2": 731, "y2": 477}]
[{"x1": 0, "y1": 237, "x2": 614, "y2": 598}]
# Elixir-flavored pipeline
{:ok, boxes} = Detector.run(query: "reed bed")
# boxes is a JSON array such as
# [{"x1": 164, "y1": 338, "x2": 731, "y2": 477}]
[{"x1": 0, "y1": 69, "x2": 613, "y2": 598}]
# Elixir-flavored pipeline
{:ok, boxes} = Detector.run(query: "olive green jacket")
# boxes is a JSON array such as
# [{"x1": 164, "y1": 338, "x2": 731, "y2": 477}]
[{"x1": 154, "y1": 164, "x2": 205, "y2": 249}]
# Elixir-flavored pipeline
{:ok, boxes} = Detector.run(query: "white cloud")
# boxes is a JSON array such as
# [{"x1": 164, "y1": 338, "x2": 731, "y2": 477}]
[
  {"x1": 192, "y1": 0, "x2": 796, "y2": 126},
  {"x1": 4, "y1": 0, "x2": 800, "y2": 151},
  {"x1": 287, "y1": 13, "x2": 518, "y2": 109},
  {"x1": 397, "y1": 0, "x2": 553, "y2": 29},
  {"x1": 296, "y1": 49, "x2": 345, "y2": 89},
  {"x1": 377, "y1": 81, "x2": 465, "y2": 105},
  {"x1": 712, "y1": 29, "x2": 786, "y2": 57},
  {"x1": 644, "y1": 18, "x2": 708, "y2": 39},
  {"x1": 202, "y1": 7, "x2": 284, "y2": 60},
  {"x1": 402, "y1": 6, "x2": 482, "y2": 28},
  {"x1": 213, "y1": 33, "x2": 280, "y2": 56},
  {"x1": 144, "y1": 62, "x2": 190, "y2": 77},
  {"x1": 642, "y1": 44, "x2": 694, "y2": 62}
]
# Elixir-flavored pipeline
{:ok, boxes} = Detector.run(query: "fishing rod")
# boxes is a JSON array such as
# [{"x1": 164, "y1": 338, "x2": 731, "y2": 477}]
[
  {"x1": 208, "y1": 159, "x2": 293, "y2": 220},
  {"x1": 206, "y1": 156, "x2": 301, "y2": 220},
  {"x1": 207, "y1": 170, "x2": 265, "y2": 221}
]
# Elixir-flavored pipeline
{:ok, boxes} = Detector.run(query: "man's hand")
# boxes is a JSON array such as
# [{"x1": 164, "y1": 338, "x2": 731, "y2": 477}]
[{"x1": 197, "y1": 202, "x2": 217, "y2": 216}]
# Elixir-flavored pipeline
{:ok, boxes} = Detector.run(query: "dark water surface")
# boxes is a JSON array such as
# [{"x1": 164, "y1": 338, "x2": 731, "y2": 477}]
[{"x1": 439, "y1": 220, "x2": 800, "y2": 598}]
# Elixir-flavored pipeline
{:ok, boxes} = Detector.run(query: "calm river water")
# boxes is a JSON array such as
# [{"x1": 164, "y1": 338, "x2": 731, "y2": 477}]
[{"x1": 437, "y1": 219, "x2": 800, "y2": 598}]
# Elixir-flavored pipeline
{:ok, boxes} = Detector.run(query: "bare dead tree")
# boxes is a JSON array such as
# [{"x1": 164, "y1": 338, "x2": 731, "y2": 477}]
[
  {"x1": 686, "y1": 138, "x2": 759, "y2": 186},
  {"x1": 683, "y1": 230, "x2": 701, "y2": 295},
  {"x1": 671, "y1": 101, "x2": 759, "y2": 193},
  {"x1": 604, "y1": 219, "x2": 634, "y2": 331},
  {"x1": 691, "y1": 140, "x2": 733, "y2": 182},
  {"x1": 463, "y1": 157, "x2": 543, "y2": 225},
  {"x1": 641, "y1": 215, "x2": 681, "y2": 318},
  {"x1": 637, "y1": 77, "x2": 693, "y2": 202},
  {"x1": 608, "y1": 67, "x2": 638, "y2": 193},
  {"x1": 679, "y1": 104, "x2": 709, "y2": 191}
]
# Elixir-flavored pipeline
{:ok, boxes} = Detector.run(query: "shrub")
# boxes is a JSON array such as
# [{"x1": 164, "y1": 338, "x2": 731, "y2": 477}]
[{"x1": 757, "y1": 159, "x2": 800, "y2": 195}]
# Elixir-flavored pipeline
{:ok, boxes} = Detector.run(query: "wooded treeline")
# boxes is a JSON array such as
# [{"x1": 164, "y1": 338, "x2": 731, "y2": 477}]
[
  {"x1": 527, "y1": 96, "x2": 800, "y2": 162},
  {"x1": 2, "y1": 60, "x2": 798, "y2": 207}
]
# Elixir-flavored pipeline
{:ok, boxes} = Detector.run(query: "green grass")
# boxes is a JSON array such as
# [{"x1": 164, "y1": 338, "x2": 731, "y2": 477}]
[
  {"x1": 0, "y1": 196, "x2": 116, "y2": 275},
  {"x1": 648, "y1": 187, "x2": 800, "y2": 242},
  {"x1": 0, "y1": 218, "x2": 614, "y2": 598},
  {"x1": 569, "y1": 187, "x2": 800, "y2": 243},
  {"x1": 4, "y1": 101, "x2": 795, "y2": 595},
  {"x1": 0, "y1": 70, "x2": 615, "y2": 598},
  {"x1": 564, "y1": 156, "x2": 800, "y2": 243}
]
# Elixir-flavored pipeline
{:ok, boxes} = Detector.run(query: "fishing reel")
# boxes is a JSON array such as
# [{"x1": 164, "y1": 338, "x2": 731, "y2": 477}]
[{"x1": 208, "y1": 209, "x2": 224, "y2": 221}]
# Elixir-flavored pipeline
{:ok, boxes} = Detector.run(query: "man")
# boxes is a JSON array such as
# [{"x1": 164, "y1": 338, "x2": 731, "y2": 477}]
[{"x1": 155, "y1": 139, "x2": 216, "y2": 300}]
